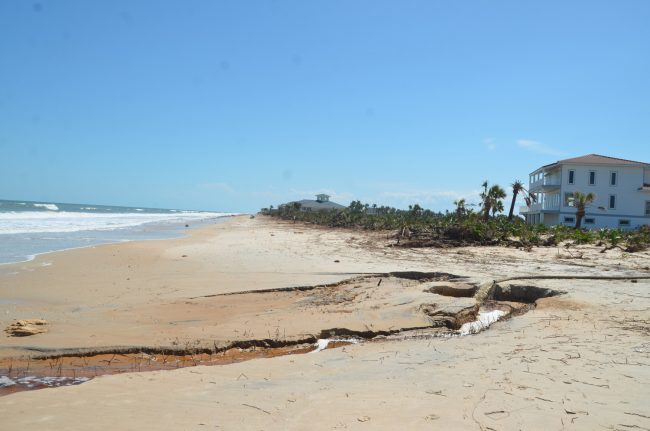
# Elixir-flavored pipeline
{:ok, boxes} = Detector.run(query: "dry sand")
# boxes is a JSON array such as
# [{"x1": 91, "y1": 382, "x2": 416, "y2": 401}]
[{"x1": 1, "y1": 215, "x2": 649, "y2": 430}]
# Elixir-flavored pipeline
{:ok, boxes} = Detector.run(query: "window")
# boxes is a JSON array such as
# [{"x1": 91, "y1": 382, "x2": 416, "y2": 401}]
[
  {"x1": 646, "y1": 201, "x2": 650, "y2": 216},
  {"x1": 584, "y1": 218, "x2": 595, "y2": 224},
  {"x1": 610, "y1": 171, "x2": 617, "y2": 186},
  {"x1": 564, "y1": 216, "x2": 575, "y2": 223},
  {"x1": 564, "y1": 192, "x2": 575, "y2": 207},
  {"x1": 619, "y1": 219, "x2": 630, "y2": 227},
  {"x1": 609, "y1": 195, "x2": 616, "y2": 210},
  {"x1": 589, "y1": 171, "x2": 596, "y2": 185},
  {"x1": 568, "y1": 170, "x2": 575, "y2": 184}
]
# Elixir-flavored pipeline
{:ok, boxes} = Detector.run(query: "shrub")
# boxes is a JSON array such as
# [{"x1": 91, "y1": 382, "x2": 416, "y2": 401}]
[{"x1": 260, "y1": 203, "x2": 650, "y2": 252}]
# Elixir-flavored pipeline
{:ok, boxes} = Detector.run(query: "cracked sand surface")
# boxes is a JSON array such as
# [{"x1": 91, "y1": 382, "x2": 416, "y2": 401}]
[{"x1": 0, "y1": 216, "x2": 649, "y2": 429}]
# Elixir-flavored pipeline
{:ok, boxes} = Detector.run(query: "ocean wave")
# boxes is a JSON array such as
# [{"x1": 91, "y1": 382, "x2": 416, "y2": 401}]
[
  {"x1": 33, "y1": 203, "x2": 59, "y2": 211},
  {"x1": 0, "y1": 211, "x2": 234, "y2": 235}
]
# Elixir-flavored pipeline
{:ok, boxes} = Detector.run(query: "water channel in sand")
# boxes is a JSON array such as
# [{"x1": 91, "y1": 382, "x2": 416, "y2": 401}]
[{"x1": 1, "y1": 270, "x2": 571, "y2": 396}]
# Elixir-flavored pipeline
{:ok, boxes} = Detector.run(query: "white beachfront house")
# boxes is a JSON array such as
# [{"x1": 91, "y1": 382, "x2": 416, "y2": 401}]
[{"x1": 520, "y1": 154, "x2": 650, "y2": 229}]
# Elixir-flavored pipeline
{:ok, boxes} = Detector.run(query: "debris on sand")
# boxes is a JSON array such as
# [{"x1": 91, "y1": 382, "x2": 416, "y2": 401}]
[
  {"x1": 458, "y1": 310, "x2": 506, "y2": 335},
  {"x1": 311, "y1": 338, "x2": 359, "y2": 353},
  {"x1": 312, "y1": 339, "x2": 330, "y2": 353},
  {"x1": 4, "y1": 319, "x2": 48, "y2": 337}
]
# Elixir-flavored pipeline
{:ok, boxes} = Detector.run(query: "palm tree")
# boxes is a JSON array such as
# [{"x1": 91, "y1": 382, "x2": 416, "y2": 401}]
[
  {"x1": 453, "y1": 198, "x2": 466, "y2": 218},
  {"x1": 491, "y1": 199, "x2": 504, "y2": 218},
  {"x1": 480, "y1": 182, "x2": 506, "y2": 221},
  {"x1": 408, "y1": 203, "x2": 423, "y2": 219},
  {"x1": 573, "y1": 192, "x2": 595, "y2": 229},
  {"x1": 508, "y1": 181, "x2": 524, "y2": 220},
  {"x1": 348, "y1": 200, "x2": 364, "y2": 213},
  {"x1": 480, "y1": 181, "x2": 490, "y2": 220}
]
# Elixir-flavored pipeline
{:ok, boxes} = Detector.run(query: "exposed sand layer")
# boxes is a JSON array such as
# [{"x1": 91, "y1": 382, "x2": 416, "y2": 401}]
[{"x1": 1, "y1": 216, "x2": 649, "y2": 429}]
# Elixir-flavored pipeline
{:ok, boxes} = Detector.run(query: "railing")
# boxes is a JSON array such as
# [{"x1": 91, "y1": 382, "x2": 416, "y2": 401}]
[
  {"x1": 530, "y1": 177, "x2": 561, "y2": 190},
  {"x1": 543, "y1": 200, "x2": 559, "y2": 210},
  {"x1": 520, "y1": 200, "x2": 559, "y2": 213},
  {"x1": 521, "y1": 203, "x2": 542, "y2": 213}
]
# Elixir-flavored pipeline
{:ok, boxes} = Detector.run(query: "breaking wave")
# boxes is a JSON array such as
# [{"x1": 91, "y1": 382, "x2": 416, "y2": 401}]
[
  {"x1": 0, "y1": 211, "x2": 232, "y2": 235},
  {"x1": 32, "y1": 203, "x2": 60, "y2": 211}
]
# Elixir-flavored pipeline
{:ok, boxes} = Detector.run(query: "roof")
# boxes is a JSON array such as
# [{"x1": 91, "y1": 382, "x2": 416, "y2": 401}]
[
  {"x1": 286, "y1": 199, "x2": 346, "y2": 210},
  {"x1": 541, "y1": 154, "x2": 650, "y2": 170}
]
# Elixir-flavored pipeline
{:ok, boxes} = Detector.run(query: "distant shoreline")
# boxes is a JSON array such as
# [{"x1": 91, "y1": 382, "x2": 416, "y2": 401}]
[{"x1": 0, "y1": 215, "x2": 234, "y2": 266}]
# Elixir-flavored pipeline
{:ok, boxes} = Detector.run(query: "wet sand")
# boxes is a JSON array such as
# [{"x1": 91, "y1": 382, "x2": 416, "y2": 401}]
[
  {"x1": 0, "y1": 343, "x2": 323, "y2": 396},
  {"x1": 1, "y1": 216, "x2": 649, "y2": 429}
]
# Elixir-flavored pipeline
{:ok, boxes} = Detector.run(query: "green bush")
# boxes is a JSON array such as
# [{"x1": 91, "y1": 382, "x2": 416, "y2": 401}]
[{"x1": 260, "y1": 202, "x2": 649, "y2": 252}]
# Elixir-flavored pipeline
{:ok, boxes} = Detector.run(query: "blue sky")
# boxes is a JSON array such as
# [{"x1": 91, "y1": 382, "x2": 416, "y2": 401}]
[{"x1": 1, "y1": 1, "x2": 649, "y2": 212}]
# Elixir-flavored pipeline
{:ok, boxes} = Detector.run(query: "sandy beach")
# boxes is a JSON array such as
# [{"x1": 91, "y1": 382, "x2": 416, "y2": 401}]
[{"x1": 1, "y1": 215, "x2": 649, "y2": 430}]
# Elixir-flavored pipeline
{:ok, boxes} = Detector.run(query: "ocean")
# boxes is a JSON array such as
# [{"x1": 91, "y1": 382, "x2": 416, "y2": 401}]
[{"x1": 0, "y1": 199, "x2": 234, "y2": 265}]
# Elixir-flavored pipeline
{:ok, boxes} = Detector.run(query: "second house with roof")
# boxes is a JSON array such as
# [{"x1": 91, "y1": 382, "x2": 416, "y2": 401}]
[{"x1": 520, "y1": 154, "x2": 650, "y2": 229}]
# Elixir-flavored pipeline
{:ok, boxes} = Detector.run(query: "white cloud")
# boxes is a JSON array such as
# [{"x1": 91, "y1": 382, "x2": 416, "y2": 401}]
[
  {"x1": 380, "y1": 189, "x2": 481, "y2": 209},
  {"x1": 242, "y1": 185, "x2": 486, "y2": 213},
  {"x1": 516, "y1": 139, "x2": 566, "y2": 157},
  {"x1": 278, "y1": 187, "x2": 476, "y2": 209},
  {"x1": 484, "y1": 138, "x2": 496, "y2": 151}
]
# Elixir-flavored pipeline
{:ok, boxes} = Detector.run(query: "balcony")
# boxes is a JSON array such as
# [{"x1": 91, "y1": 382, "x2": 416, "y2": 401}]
[
  {"x1": 543, "y1": 200, "x2": 559, "y2": 211},
  {"x1": 520, "y1": 200, "x2": 559, "y2": 214},
  {"x1": 530, "y1": 176, "x2": 561, "y2": 191}
]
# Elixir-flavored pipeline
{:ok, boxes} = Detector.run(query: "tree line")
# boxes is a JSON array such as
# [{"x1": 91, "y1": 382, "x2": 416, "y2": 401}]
[{"x1": 259, "y1": 182, "x2": 648, "y2": 252}]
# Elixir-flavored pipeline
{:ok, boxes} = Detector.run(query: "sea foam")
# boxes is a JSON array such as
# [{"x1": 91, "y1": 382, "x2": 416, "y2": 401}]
[
  {"x1": 33, "y1": 203, "x2": 59, "y2": 211},
  {"x1": 0, "y1": 211, "x2": 232, "y2": 235}
]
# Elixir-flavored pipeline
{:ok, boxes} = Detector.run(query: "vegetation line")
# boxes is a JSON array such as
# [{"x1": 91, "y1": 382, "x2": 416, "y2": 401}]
[{"x1": 261, "y1": 180, "x2": 650, "y2": 252}]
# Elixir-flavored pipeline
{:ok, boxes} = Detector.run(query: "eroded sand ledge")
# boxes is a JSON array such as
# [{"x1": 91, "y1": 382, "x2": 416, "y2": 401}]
[{"x1": 1, "y1": 216, "x2": 649, "y2": 429}]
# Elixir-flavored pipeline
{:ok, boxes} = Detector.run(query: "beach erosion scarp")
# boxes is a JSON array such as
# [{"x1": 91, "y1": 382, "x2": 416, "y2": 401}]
[
  {"x1": 1, "y1": 216, "x2": 649, "y2": 430},
  {"x1": 0, "y1": 270, "x2": 544, "y2": 395}
]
